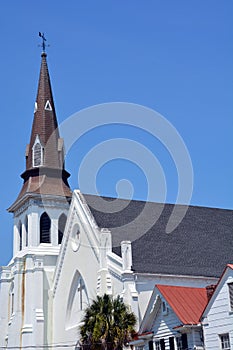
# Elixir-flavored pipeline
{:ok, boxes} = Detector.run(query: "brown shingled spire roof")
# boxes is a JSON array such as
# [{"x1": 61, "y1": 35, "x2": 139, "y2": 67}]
[
  {"x1": 8, "y1": 52, "x2": 72, "y2": 212},
  {"x1": 26, "y1": 52, "x2": 61, "y2": 170}
]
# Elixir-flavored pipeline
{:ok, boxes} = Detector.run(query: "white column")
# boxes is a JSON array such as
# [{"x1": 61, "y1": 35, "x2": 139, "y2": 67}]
[
  {"x1": 13, "y1": 221, "x2": 19, "y2": 256},
  {"x1": 29, "y1": 210, "x2": 39, "y2": 246},
  {"x1": 51, "y1": 218, "x2": 58, "y2": 246},
  {"x1": 22, "y1": 222, "x2": 26, "y2": 249},
  {"x1": 21, "y1": 256, "x2": 34, "y2": 347},
  {"x1": 0, "y1": 269, "x2": 11, "y2": 346},
  {"x1": 97, "y1": 229, "x2": 112, "y2": 295}
]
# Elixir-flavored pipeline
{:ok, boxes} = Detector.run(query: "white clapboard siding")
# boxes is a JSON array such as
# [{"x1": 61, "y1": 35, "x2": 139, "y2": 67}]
[
  {"x1": 202, "y1": 268, "x2": 233, "y2": 350},
  {"x1": 145, "y1": 302, "x2": 203, "y2": 350}
]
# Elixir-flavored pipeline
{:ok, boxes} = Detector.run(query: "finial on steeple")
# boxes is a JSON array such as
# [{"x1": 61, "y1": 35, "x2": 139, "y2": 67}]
[{"x1": 39, "y1": 32, "x2": 48, "y2": 53}]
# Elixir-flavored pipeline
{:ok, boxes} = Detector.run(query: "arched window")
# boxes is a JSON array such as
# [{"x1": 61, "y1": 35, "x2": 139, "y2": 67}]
[
  {"x1": 19, "y1": 221, "x2": 22, "y2": 251},
  {"x1": 25, "y1": 216, "x2": 28, "y2": 247},
  {"x1": 66, "y1": 272, "x2": 89, "y2": 329},
  {"x1": 58, "y1": 213, "x2": 67, "y2": 244},
  {"x1": 32, "y1": 135, "x2": 43, "y2": 167},
  {"x1": 40, "y1": 212, "x2": 51, "y2": 243}
]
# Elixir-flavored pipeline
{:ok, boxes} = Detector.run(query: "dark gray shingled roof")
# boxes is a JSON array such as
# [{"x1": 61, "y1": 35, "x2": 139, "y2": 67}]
[{"x1": 84, "y1": 194, "x2": 233, "y2": 278}]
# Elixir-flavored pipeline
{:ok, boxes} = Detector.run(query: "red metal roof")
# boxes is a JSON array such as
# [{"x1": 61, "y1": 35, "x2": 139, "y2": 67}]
[
  {"x1": 227, "y1": 264, "x2": 233, "y2": 270},
  {"x1": 156, "y1": 284, "x2": 208, "y2": 325}
]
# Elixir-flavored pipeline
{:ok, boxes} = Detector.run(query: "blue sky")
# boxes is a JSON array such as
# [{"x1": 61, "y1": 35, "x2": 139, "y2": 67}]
[{"x1": 0, "y1": 1, "x2": 232, "y2": 265}]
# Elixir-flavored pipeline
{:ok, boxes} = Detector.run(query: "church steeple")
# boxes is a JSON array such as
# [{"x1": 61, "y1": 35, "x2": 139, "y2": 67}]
[
  {"x1": 9, "y1": 51, "x2": 72, "y2": 212},
  {"x1": 8, "y1": 47, "x2": 72, "y2": 254},
  {"x1": 27, "y1": 52, "x2": 62, "y2": 170}
]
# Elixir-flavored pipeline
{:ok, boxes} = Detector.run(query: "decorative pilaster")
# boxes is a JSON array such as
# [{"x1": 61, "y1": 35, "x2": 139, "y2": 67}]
[{"x1": 97, "y1": 229, "x2": 112, "y2": 295}]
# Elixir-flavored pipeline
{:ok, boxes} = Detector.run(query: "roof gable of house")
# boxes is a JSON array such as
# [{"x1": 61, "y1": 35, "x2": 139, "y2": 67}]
[
  {"x1": 202, "y1": 264, "x2": 233, "y2": 318},
  {"x1": 156, "y1": 284, "x2": 208, "y2": 325}
]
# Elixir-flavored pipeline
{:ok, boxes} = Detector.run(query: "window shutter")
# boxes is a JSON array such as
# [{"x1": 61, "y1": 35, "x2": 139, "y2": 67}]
[
  {"x1": 181, "y1": 334, "x2": 188, "y2": 350},
  {"x1": 169, "y1": 337, "x2": 175, "y2": 350},
  {"x1": 160, "y1": 339, "x2": 165, "y2": 350},
  {"x1": 148, "y1": 340, "x2": 153, "y2": 350}
]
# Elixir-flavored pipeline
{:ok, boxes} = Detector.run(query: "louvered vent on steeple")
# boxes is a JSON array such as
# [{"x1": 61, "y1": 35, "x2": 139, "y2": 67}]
[{"x1": 32, "y1": 135, "x2": 44, "y2": 167}]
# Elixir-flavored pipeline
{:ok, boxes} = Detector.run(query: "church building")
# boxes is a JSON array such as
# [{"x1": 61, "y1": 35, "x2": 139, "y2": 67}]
[{"x1": 0, "y1": 48, "x2": 233, "y2": 349}]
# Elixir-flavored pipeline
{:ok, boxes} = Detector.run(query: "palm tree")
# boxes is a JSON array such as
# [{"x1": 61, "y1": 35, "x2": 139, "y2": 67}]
[{"x1": 80, "y1": 294, "x2": 136, "y2": 350}]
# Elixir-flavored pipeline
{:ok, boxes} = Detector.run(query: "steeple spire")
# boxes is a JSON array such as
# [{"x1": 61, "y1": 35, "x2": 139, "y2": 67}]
[
  {"x1": 9, "y1": 51, "x2": 71, "y2": 212},
  {"x1": 26, "y1": 51, "x2": 61, "y2": 170}
]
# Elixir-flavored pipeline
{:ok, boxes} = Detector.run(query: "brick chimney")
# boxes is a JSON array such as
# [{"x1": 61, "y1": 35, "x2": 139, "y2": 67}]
[{"x1": 206, "y1": 284, "x2": 216, "y2": 301}]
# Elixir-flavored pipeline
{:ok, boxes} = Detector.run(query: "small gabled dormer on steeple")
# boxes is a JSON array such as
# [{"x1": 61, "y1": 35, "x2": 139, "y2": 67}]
[{"x1": 8, "y1": 42, "x2": 72, "y2": 256}]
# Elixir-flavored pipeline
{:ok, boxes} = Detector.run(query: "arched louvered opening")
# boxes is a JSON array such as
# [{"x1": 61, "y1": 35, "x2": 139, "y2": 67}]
[
  {"x1": 19, "y1": 221, "x2": 22, "y2": 251},
  {"x1": 58, "y1": 213, "x2": 67, "y2": 244},
  {"x1": 32, "y1": 135, "x2": 44, "y2": 168},
  {"x1": 25, "y1": 216, "x2": 28, "y2": 247},
  {"x1": 40, "y1": 212, "x2": 51, "y2": 243}
]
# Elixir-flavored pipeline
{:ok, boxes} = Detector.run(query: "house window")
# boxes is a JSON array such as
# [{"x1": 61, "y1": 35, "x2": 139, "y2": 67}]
[
  {"x1": 228, "y1": 282, "x2": 233, "y2": 311},
  {"x1": 58, "y1": 213, "x2": 67, "y2": 244},
  {"x1": 176, "y1": 334, "x2": 188, "y2": 350},
  {"x1": 40, "y1": 212, "x2": 51, "y2": 243},
  {"x1": 220, "y1": 334, "x2": 231, "y2": 350},
  {"x1": 176, "y1": 337, "x2": 182, "y2": 350},
  {"x1": 148, "y1": 340, "x2": 153, "y2": 350},
  {"x1": 169, "y1": 337, "x2": 175, "y2": 350},
  {"x1": 154, "y1": 340, "x2": 165, "y2": 350},
  {"x1": 162, "y1": 301, "x2": 168, "y2": 315}
]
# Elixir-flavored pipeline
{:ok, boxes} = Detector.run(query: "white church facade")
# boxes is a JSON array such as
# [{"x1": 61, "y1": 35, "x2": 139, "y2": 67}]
[{"x1": 0, "y1": 50, "x2": 233, "y2": 349}]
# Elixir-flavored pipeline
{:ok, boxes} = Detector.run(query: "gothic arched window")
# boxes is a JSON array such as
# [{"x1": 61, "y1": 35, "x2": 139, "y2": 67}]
[
  {"x1": 58, "y1": 213, "x2": 67, "y2": 244},
  {"x1": 19, "y1": 221, "x2": 22, "y2": 251},
  {"x1": 40, "y1": 212, "x2": 51, "y2": 243}
]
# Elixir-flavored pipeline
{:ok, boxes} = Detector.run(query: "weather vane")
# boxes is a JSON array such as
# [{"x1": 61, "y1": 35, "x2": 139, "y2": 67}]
[{"x1": 39, "y1": 32, "x2": 49, "y2": 52}]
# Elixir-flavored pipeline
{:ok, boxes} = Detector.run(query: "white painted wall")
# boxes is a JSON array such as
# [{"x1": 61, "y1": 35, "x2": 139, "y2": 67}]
[
  {"x1": 0, "y1": 250, "x2": 59, "y2": 349},
  {"x1": 52, "y1": 192, "x2": 103, "y2": 345}
]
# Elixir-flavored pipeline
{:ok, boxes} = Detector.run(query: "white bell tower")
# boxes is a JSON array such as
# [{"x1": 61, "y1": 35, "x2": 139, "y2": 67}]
[
  {"x1": 8, "y1": 51, "x2": 72, "y2": 257},
  {"x1": 0, "y1": 45, "x2": 72, "y2": 348}
]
